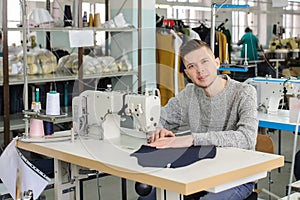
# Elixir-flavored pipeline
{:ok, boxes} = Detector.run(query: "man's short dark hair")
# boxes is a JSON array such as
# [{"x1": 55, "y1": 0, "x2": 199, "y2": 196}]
[{"x1": 180, "y1": 39, "x2": 212, "y2": 59}]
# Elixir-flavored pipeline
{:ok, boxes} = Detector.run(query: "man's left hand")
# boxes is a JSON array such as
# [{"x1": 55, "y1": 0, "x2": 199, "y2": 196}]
[{"x1": 149, "y1": 135, "x2": 194, "y2": 149}]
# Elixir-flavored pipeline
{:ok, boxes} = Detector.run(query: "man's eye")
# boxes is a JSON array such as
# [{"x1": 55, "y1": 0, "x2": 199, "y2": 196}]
[
  {"x1": 187, "y1": 65, "x2": 194, "y2": 69},
  {"x1": 201, "y1": 60, "x2": 208, "y2": 64}
]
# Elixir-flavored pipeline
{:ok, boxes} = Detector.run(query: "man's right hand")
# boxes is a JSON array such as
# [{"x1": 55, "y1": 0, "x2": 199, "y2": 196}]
[{"x1": 147, "y1": 128, "x2": 175, "y2": 144}]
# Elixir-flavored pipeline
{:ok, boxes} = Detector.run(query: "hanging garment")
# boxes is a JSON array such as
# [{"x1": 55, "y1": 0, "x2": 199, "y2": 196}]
[
  {"x1": 216, "y1": 31, "x2": 228, "y2": 63},
  {"x1": 221, "y1": 28, "x2": 232, "y2": 63},
  {"x1": 188, "y1": 28, "x2": 201, "y2": 40},
  {"x1": 156, "y1": 31, "x2": 185, "y2": 106},
  {"x1": 192, "y1": 25, "x2": 220, "y2": 59},
  {"x1": 192, "y1": 23, "x2": 210, "y2": 42}
]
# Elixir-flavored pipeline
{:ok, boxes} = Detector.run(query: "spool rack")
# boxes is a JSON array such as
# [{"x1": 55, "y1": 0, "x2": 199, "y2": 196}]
[{"x1": 23, "y1": 110, "x2": 68, "y2": 123}]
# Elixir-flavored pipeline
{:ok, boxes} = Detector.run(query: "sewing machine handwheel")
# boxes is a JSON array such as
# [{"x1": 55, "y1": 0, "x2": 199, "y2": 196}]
[{"x1": 135, "y1": 182, "x2": 152, "y2": 197}]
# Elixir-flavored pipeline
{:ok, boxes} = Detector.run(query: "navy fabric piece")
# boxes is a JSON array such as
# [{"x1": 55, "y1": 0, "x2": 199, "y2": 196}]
[{"x1": 131, "y1": 145, "x2": 216, "y2": 168}]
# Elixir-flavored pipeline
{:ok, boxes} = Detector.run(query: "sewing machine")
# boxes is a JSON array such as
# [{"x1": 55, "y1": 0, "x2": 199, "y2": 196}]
[
  {"x1": 269, "y1": 37, "x2": 298, "y2": 51},
  {"x1": 72, "y1": 90, "x2": 161, "y2": 140},
  {"x1": 246, "y1": 77, "x2": 300, "y2": 114}
]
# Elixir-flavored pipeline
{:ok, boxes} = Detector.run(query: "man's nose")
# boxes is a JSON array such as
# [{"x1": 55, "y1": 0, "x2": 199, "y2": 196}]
[{"x1": 195, "y1": 64, "x2": 204, "y2": 73}]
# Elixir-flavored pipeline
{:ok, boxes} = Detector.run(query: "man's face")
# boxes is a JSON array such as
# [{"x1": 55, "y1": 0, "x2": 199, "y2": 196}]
[{"x1": 183, "y1": 47, "x2": 220, "y2": 88}]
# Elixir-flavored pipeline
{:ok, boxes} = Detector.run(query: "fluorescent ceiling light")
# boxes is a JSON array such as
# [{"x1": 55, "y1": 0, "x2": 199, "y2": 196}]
[
  {"x1": 27, "y1": 0, "x2": 53, "y2": 2},
  {"x1": 173, "y1": 6, "x2": 211, "y2": 11},
  {"x1": 155, "y1": 4, "x2": 211, "y2": 11},
  {"x1": 155, "y1": 4, "x2": 171, "y2": 9}
]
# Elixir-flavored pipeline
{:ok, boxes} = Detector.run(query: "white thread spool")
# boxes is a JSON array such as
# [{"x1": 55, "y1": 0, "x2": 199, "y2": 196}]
[
  {"x1": 244, "y1": 44, "x2": 248, "y2": 65},
  {"x1": 46, "y1": 91, "x2": 60, "y2": 115},
  {"x1": 29, "y1": 119, "x2": 44, "y2": 137}
]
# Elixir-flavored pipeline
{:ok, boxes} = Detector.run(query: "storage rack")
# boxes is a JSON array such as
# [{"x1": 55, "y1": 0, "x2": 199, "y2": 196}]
[{"x1": 1, "y1": 0, "x2": 142, "y2": 147}]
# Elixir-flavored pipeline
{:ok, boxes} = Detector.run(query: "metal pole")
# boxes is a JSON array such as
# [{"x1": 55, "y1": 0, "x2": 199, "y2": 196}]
[
  {"x1": 78, "y1": 0, "x2": 83, "y2": 94},
  {"x1": 46, "y1": 0, "x2": 51, "y2": 50},
  {"x1": 105, "y1": 0, "x2": 110, "y2": 56},
  {"x1": 210, "y1": 3, "x2": 216, "y2": 53},
  {"x1": 3, "y1": 0, "x2": 10, "y2": 147},
  {"x1": 21, "y1": 0, "x2": 29, "y2": 137},
  {"x1": 138, "y1": 0, "x2": 142, "y2": 94}
]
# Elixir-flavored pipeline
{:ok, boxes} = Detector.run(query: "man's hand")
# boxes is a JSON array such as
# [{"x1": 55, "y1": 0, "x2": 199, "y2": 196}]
[
  {"x1": 149, "y1": 135, "x2": 194, "y2": 149},
  {"x1": 147, "y1": 128, "x2": 175, "y2": 143}
]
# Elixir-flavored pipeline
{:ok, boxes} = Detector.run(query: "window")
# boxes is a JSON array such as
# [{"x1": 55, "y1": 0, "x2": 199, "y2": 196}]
[
  {"x1": 283, "y1": 2, "x2": 300, "y2": 38},
  {"x1": 7, "y1": 0, "x2": 22, "y2": 46}
]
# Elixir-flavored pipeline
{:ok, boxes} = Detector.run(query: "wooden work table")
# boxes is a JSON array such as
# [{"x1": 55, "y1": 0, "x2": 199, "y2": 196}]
[{"x1": 16, "y1": 133, "x2": 284, "y2": 200}]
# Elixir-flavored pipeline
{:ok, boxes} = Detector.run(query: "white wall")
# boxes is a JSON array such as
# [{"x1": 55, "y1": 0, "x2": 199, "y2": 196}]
[
  {"x1": 140, "y1": 1, "x2": 156, "y2": 91},
  {"x1": 110, "y1": 0, "x2": 156, "y2": 92}
]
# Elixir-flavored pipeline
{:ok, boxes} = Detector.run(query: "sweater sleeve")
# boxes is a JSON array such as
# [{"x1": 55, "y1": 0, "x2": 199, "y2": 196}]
[
  {"x1": 192, "y1": 85, "x2": 258, "y2": 150},
  {"x1": 159, "y1": 86, "x2": 191, "y2": 130}
]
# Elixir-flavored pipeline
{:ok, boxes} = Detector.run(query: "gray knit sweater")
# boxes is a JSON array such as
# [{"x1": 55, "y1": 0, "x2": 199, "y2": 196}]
[{"x1": 159, "y1": 75, "x2": 258, "y2": 150}]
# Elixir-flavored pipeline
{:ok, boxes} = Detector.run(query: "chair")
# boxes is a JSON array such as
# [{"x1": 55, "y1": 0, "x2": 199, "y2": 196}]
[
  {"x1": 284, "y1": 149, "x2": 300, "y2": 195},
  {"x1": 294, "y1": 150, "x2": 300, "y2": 181},
  {"x1": 256, "y1": 133, "x2": 275, "y2": 155},
  {"x1": 254, "y1": 133, "x2": 275, "y2": 200}
]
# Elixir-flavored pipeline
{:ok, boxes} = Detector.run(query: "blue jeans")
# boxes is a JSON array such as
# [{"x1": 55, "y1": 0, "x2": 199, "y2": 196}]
[{"x1": 200, "y1": 182, "x2": 255, "y2": 200}]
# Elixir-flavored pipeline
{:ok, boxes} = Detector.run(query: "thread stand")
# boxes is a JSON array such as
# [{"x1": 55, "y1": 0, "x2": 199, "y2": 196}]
[
  {"x1": 23, "y1": 109, "x2": 67, "y2": 138},
  {"x1": 23, "y1": 110, "x2": 68, "y2": 123}
]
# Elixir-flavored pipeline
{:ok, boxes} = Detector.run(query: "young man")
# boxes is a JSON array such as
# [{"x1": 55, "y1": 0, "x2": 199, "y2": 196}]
[{"x1": 149, "y1": 39, "x2": 258, "y2": 200}]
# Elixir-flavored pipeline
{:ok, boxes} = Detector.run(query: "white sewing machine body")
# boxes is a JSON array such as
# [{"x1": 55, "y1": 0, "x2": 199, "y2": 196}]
[
  {"x1": 246, "y1": 77, "x2": 300, "y2": 114},
  {"x1": 72, "y1": 90, "x2": 161, "y2": 140}
]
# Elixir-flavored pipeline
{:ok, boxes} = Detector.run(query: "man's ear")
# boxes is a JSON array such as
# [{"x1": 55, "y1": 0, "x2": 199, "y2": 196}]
[
  {"x1": 215, "y1": 57, "x2": 220, "y2": 69},
  {"x1": 184, "y1": 69, "x2": 191, "y2": 79}
]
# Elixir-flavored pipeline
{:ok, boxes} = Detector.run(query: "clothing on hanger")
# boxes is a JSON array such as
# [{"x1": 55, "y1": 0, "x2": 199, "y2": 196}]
[
  {"x1": 216, "y1": 31, "x2": 228, "y2": 63},
  {"x1": 156, "y1": 31, "x2": 185, "y2": 106},
  {"x1": 192, "y1": 23, "x2": 210, "y2": 42},
  {"x1": 156, "y1": 14, "x2": 164, "y2": 28}
]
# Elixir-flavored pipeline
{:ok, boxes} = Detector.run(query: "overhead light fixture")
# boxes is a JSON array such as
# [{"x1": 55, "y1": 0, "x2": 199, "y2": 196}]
[
  {"x1": 272, "y1": 0, "x2": 288, "y2": 7},
  {"x1": 155, "y1": 4, "x2": 211, "y2": 12},
  {"x1": 173, "y1": 6, "x2": 211, "y2": 12},
  {"x1": 155, "y1": 4, "x2": 171, "y2": 9},
  {"x1": 26, "y1": 0, "x2": 53, "y2": 2}
]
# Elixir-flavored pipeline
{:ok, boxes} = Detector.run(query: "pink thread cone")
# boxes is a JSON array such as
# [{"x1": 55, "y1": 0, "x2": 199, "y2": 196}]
[{"x1": 29, "y1": 119, "x2": 45, "y2": 137}]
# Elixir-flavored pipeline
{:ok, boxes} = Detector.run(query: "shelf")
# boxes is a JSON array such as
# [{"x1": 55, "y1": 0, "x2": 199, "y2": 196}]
[
  {"x1": 0, "y1": 74, "x2": 77, "y2": 86},
  {"x1": 0, "y1": 118, "x2": 26, "y2": 132},
  {"x1": 82, "y1": 70, "x2": 138, "y2": 80},
  {"x1": 0, "y1": 71, "x2": 138, "y2": 86},
  {"x1": 1, "y1": 0, "x2": 142, "y2": 147},
  {"x1": 7, "y1": 27, "x2": 136, "y2": 32}
]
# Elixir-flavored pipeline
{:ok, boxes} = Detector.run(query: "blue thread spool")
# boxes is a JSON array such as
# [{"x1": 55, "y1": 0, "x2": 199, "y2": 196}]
[
  {"x1": 64, "y1": 82, "x2": 68, "y2": 113},
  {"x1": 44, "y1": 121, "x2": 54, "y2": 135}
]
